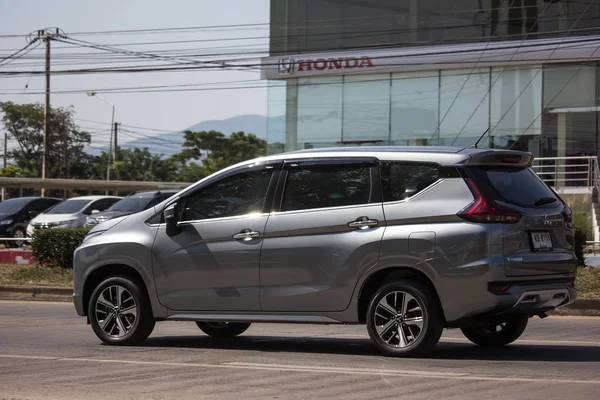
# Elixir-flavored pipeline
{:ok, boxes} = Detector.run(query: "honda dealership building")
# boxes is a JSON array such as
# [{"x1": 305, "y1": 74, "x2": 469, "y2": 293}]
[{"x1": 262, "y1": 0, "x2": 600, "y2": 159}]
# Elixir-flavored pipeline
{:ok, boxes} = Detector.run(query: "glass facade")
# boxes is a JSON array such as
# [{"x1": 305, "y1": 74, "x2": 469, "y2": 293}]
[
  {"x1": 267, "y1": 63, "x2": 600, "y2": 157},
  {"x1": 270, "y1": 0, "x2": 600, "y2": 55}
]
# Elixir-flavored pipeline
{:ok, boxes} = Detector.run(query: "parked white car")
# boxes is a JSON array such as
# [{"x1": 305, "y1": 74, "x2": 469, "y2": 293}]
[{"x1": 27, "y1": 196, "x2": 122, "y2": 236}]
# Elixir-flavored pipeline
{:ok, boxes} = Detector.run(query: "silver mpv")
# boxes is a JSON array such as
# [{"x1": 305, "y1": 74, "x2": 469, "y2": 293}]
[{"x1": 73, "y1": 147, "x2": 578, "y2": 357}]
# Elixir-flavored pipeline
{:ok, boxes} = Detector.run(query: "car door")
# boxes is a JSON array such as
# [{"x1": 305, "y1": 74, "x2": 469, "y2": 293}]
[
  {"x1": 152, "y1": 162, "x2": 279, "y2": 311},
  {"x1": 260, "y1": 158, "x2": 385, "y2": 312}
]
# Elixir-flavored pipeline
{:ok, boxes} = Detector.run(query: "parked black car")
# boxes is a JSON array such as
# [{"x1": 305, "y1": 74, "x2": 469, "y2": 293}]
[
  {"x1": 0, "y1": 197, "x2": 63, "y2": 246},
  {"x1": 84, "y1": 190, "x2": 177, "y2": 227}
]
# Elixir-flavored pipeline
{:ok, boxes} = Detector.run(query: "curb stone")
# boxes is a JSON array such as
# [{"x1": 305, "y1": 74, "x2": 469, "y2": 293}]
[
  {"x1": 0, "y1": 285, "x2": 72, "y2": 302},
  {"x1": 1, "y1": 286, "x2": 599, "y2": 316}
]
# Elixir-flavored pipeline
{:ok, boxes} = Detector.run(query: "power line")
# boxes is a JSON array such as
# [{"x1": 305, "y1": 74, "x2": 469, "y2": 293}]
[{"x1": 0, "y1": 39, "x2": 40, "y2": 68}]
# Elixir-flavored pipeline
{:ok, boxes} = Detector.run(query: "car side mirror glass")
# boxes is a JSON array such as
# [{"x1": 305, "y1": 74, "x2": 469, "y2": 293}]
[{"x1": 164, "y1": 202, "x2": 180, "y2": 237}]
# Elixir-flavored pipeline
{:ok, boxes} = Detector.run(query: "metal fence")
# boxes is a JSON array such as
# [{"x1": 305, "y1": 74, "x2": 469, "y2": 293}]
[{"x1": 531, "y1": 156, "x2": 598, "y2": 188}]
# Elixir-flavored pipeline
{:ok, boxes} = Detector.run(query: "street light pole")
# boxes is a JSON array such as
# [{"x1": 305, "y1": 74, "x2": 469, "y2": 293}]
[{"x1": 87, "y1": 92, "x2": 115, "y2": 194}]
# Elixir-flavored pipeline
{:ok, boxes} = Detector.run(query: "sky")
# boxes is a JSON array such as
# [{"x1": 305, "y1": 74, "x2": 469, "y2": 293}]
[{"x1": 0, "y1": 0, "x2": 270, "y2": 152}]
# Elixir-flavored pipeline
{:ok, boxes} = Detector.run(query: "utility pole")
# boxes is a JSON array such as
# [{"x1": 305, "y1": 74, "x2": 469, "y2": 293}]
[
  {"x1": 37, "y1": 28, "x2": 61, "y2": 197},
  {"x1": 2, "y1": 131, "x2": 7, "y2": 201},
  {"x1": 114, "y1": 122, "x2": 119, "y2": 180}
]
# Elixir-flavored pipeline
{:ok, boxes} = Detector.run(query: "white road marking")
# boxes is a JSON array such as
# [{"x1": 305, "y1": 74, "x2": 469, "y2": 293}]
[
  {"x1": 332, "y1": 333, "x2": 600, "y2": 346},
  {"x1": 441, "y1": 337, "x2": 600, "y2": 347},
  {"x1": 1, "y1": 354, "x2": 599, "y2": 385}
]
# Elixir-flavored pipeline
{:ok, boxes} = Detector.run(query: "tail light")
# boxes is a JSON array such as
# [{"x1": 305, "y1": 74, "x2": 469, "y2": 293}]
[
  {"x1": 458, "y1": 179, "x2": 521, "y2": 223},
  {"x1": 562, "y1": 204, "x2": 573, "y2": 223}
]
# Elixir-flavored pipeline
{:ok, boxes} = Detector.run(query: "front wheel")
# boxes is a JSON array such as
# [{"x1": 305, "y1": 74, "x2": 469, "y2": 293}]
[
  {"x1": 88, "y1": 276, "x2": 155, "y2": 346},
  {"x1": 460, "y1": 316, "x2": 528, "y2": 347},
  {"x1": 366, "y1": 280, "x2": 444, "y2": 357},
  {"x1": 196, "y1": 322, "x2": 251, "y2": 338},
  {"x1": 12, "y1": 227, "x2": 26, "y2": 248}
]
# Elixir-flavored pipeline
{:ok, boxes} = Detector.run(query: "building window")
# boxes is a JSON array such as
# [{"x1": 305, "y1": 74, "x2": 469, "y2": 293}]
[
  {"x1": 297, "y1": 76, "x2": 343, "y2": 149},
  {"x1": 342, "y1": 74, "x2": 391, "y2": 144},
  {"x1": 391, "y1": 71, "x2": 439, "y2": 146},
  {"x1": 439, "y1": 68, "x2": 490, "y2": 146},
  {"x1": 490, "y1": 66, "x2": 542, "y2": 153}
]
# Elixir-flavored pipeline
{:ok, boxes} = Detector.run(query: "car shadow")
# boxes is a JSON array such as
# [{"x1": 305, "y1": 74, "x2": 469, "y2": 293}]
[{"x1": 139, "y1": 335, "x2": 600, "y2": 362}]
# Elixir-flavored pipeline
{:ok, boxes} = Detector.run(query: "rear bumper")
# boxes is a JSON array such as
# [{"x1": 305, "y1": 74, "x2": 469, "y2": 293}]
[
  {"x1": 496, "y1": 284, "x2": 577, "y2": 316},
  {"x1": 447, "y1": 278, "x2": 577, "y2": 326}
]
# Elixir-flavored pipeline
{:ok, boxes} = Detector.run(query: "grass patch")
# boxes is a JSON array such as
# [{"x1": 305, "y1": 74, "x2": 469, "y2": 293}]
[
  {"x1": 576, "y1": 267, "x2": 600, "y2": 299},
  {"x1": 0, "y1": 264, "x2": 72, "y2": 287}
]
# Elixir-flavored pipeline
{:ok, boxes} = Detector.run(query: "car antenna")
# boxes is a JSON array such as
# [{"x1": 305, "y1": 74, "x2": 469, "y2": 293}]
[{"x1": 471, "y1": 128, "x2": 490, "y2": 148}]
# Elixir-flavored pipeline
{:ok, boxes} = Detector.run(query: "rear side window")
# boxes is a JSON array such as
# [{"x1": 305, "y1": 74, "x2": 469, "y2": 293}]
[
  {"x1": 470, "y1": 167, "x2": 557, "y2": 208},
  {"x1": 381, "y1": 162, "x2": 446, "y2": 202},
  {"x1": 281, "y1": 165, "x2": 371, "y2": 211}
]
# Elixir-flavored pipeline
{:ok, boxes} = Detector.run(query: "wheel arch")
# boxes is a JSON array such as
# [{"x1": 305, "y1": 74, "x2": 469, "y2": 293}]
[
  {"x1": 82, "y1": 263, "x2": 160, "y2": 318},
  {"x1": 357, "y1": 266, "x2": 445, "y2": 324}
]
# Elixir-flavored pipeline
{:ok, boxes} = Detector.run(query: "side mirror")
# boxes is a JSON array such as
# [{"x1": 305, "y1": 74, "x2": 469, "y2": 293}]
[
  {"x1": 28, "y1": 210, "x2": 39, "y2": 218},
  {"x1": 164, "y1": 203, "x2": 180, "y2": 237},
  {"x1": 91, "y1": 210, "x2": 100, "y2": 214}
]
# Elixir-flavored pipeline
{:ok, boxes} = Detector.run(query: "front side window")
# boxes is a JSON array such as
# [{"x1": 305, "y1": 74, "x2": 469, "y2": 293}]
[
  {"x1": 281, "y1": 165, "x2": 371, "y2": 212},
  {"x1": 181, "y1": 169, "x2": 273, "y2": 222},
  {"x1": 381, "y1": 162, "x2": 443, "y2": 202}
]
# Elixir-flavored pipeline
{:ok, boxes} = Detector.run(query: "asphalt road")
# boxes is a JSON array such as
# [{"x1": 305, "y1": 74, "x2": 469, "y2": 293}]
[{"x1": 0, "y1": 301, "x2": 599, "y2": 400}]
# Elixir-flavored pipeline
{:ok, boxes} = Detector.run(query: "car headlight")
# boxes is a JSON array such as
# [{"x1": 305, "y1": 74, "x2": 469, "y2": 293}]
[{"x1": 0, "y1": 219, "x2": 13, "y2": 225}]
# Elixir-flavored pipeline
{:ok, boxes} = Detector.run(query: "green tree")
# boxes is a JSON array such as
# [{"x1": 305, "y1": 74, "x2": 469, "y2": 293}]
[
  {"x1": 178, "y1": 130, "x2": 267, "y2": 173},
  {"x1": 0, "y1": 101, "x2": 90, "y2": 179},
  {"x1": 110, "y1": 147, "x2": 179, "y2": 181},
  {"x1": 0, "y1": 165, "x2": 23, "y2": 177}
]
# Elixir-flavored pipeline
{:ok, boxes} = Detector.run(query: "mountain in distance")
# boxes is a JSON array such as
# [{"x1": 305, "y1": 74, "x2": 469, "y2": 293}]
[{"x1": 118, "y1": 114, "x2": 269, "y2": 156}]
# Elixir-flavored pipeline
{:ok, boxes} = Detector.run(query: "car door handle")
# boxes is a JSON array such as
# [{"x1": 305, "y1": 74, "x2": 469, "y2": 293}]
[
  {"x1": 232, "y1": 230, "x2": 261, "y2": 241},
  {"x1": 348, "y1": 217, "x2": 379, "y2": 229}
]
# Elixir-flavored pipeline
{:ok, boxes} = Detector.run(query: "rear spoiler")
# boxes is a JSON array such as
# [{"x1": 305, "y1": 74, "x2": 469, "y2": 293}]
[{"x1": 463, "y1": 150, "x2": 533, "y2": 168}]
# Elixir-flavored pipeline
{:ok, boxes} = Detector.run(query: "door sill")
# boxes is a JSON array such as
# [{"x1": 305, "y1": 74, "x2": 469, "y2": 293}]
[{"x1": 166, "y1": 313, "x2": 342, "y2": 324}]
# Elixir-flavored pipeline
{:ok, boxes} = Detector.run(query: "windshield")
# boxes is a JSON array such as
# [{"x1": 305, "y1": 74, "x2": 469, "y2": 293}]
[
  {"x1": 470, "y1": 167, "x2": 558, "y2": 208},
  {"x1": 108, "y1": 196, "x2": 154, "y2": 212},
  {"x1": 45, "y1": 199, "x2": 92, "y2": 214},
  {"x1": 0, "y1": 198, "x2": 33, "y2": 215}
]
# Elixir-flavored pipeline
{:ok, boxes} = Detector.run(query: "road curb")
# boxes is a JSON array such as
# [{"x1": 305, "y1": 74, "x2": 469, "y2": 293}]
[
  {"x1": 550, "y1": 299, "x2": 600, "y2": 316},
  {"x1": 1, "y1": 286, "x2": 599, "y2": 316},
  {"x1": 0, "y1": 285, "x2": 72, "y2": 302}
]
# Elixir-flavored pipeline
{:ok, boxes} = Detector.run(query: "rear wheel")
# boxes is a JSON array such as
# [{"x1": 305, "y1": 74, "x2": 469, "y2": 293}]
[
  {"x1": 366, "y1": 280, "x2": 444, "y2": 357},
  {"x1": 460, "y1": 316, "x2": 528, "y2": 347},
  {"x1": 196, "y1": 322, "x2": 251, "y2": 338},
  {"x1": 88, "y1": 276, "x2": 155, "y2": 345}
]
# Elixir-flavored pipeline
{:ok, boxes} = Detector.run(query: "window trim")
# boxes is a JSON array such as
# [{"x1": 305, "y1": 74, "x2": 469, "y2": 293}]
[{"x1": 273, "y1": 157, "x2": 381, "y2": 213}]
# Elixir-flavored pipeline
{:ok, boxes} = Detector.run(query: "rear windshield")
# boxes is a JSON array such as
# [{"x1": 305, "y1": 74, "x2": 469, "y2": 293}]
[{"x1": 470, "y1": 167, "x2": 558, "y2": 208}]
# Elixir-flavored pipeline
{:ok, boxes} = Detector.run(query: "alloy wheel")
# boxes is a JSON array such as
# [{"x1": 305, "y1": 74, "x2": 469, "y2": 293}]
[
  {"x1": 95, "y1": 285, "x2": 137, "y2": 338},
  {"x1": 373, "y1": 290, "x2": 424, "y2": 348}
]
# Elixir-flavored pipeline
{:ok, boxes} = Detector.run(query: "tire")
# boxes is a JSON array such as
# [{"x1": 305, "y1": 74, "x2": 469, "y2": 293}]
[
  {"x1": 12, "y1": 227, "x2": 26, "y2": 248},
  {"x1": 366, "y1": 280, "x2": 444, "y2": 357},
  {"x1": 196, "y1": 321, "x2": 251, "y2": 338},
  {"x1": 88, "y1": 276, "x2": 155, "y2": 346},
  {"x1": 460, "y1": 316, "x2": 528, "y2": 347}
]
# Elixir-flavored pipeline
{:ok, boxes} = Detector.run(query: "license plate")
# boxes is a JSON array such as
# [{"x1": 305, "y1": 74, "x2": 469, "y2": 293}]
[{"x1": 531, "y1": 231, "x2": 552, "y2": 251}]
